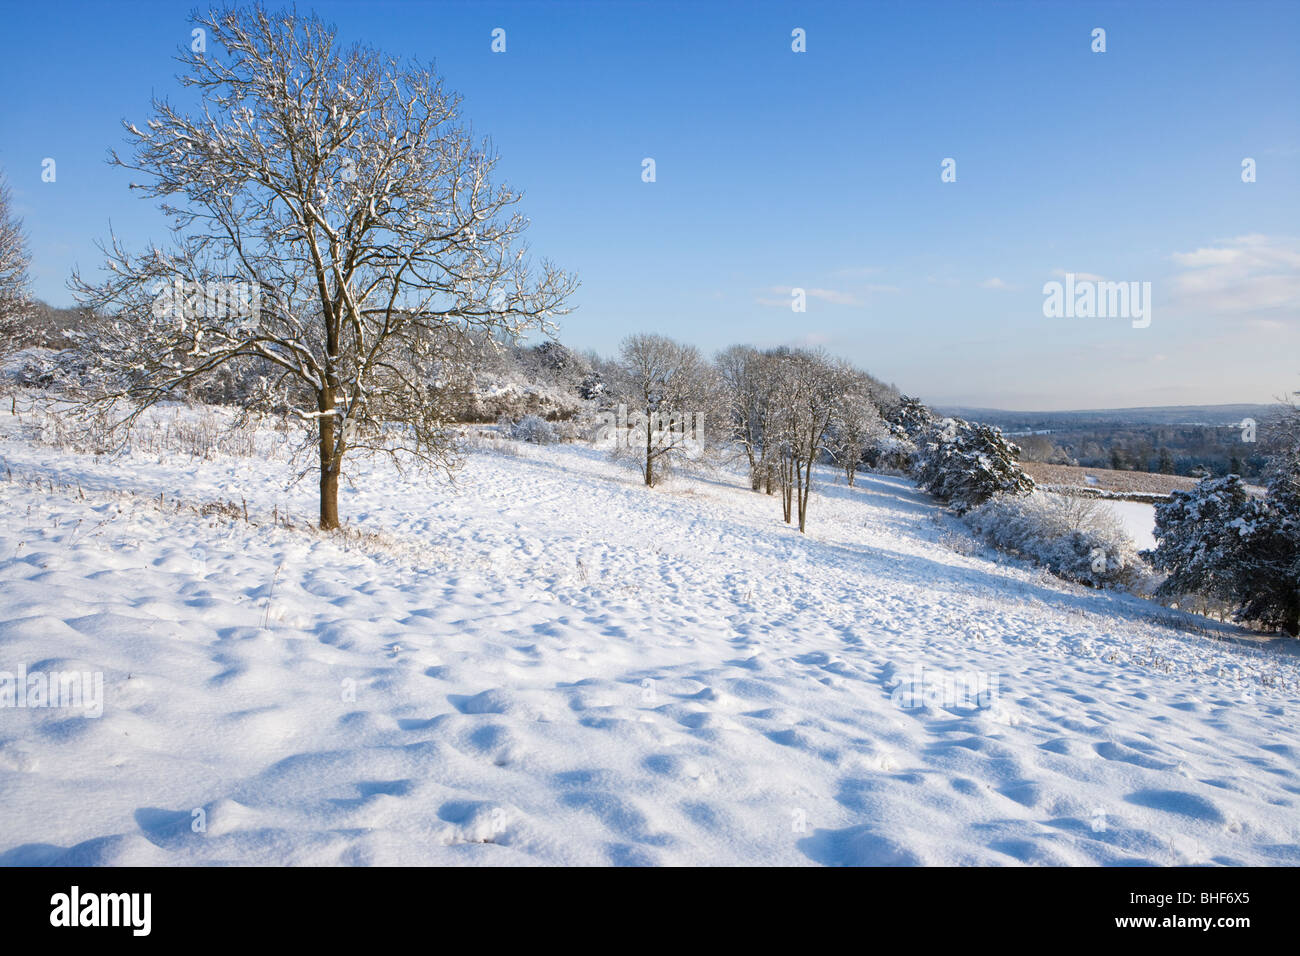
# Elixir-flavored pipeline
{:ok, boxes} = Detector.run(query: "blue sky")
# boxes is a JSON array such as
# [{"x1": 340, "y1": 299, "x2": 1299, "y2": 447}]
[{"x1": 1, "y1": 0, "x2": 1297, "y2": 409}]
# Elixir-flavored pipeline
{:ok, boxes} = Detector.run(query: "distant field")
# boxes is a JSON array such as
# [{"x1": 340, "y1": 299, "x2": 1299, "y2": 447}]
[{"x1": 1022, "y1": 461, "x2": 1201, "y2": 498}]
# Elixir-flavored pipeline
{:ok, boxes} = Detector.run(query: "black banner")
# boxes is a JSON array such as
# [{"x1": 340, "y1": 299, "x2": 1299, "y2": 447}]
[{"x1": 0, "y1": 866, "x2": 1286, "y2": 943}]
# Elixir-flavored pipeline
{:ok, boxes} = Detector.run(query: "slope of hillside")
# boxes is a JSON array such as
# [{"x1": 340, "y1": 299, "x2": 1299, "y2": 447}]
[{"x1": 1, "y1": 401, "x2": 1298, "y2": 866}]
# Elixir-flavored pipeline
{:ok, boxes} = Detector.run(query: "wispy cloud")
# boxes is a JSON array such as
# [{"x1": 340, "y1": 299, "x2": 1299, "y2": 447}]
[
  {"x1": 756, "y1": 285, "x2": 862, "y2": 307},
  {"x1": 980, "y1": 277, "x2": 1015, "y2": 291},
  {"x1": 792, "y1": 331, "x2": 830, "y2": 346},
  {"x1": 1168, "y1": 234, "x2": 1300, "y2": 316},
  {"x1": 807, "y1": 287, "x2": 860, "y2": 305},
  {"x1": 1050, "y1": 268, "x2": 1105, "y2": 282}
]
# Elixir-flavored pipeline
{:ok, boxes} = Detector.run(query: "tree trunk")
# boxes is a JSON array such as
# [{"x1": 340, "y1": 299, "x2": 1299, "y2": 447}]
[
  {"x1": 644, "y1": 417, "x2": 654, "y2": 486},
  {"x1": 795, "y1": 455, "x2": 806, "y2": 530},
  {"x1": 318, "y1": 388, "x2": 341, "y2": 530},
  {"x1": 320, "y1": 454, "x2": 339, "y2": 530},
  {"x1": 794, "y1": 456, "x2": 804, "y2": 530},
  {"x1": 782, "y1": 457, "x2": 794, "y2": 523},
  {"x1": 795, "y1": 459, "x2": 804, "y2": 531}
]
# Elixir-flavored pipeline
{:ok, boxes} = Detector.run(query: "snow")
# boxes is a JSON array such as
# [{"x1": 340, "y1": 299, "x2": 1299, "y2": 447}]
[
  {"x1": 1097, "y1": 500, "x2": 1158, "y2": 553},
  {"x1": 1, "y1": 400, "x2": 1298, "y2": 866}
]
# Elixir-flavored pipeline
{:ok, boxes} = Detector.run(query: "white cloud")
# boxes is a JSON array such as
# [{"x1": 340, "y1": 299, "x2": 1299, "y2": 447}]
[
  {"x1": 1168, "y1": 234, "x2": 1300, "y2": 316},
  {"x1": 807, "y1": 287, "x2": 860, "y2": 305},
  {"x1": 758, "y1": 285, "x2": 861, "y2": 307},
  {"x1": 980, "y1": 277, "x2": 1014, "y2": 290},
  {"x1": 1050, "y1": 268, "x2": 1105, "y2": 281}
]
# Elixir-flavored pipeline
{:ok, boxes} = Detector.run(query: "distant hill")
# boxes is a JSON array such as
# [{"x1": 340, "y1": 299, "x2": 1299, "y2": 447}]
[
  {"x1": 933, "y1": 402, "x2": 1291, "y2": 481},
  {"x1": 934, "y1": 404, "x2": 1279, "y2": 431}
]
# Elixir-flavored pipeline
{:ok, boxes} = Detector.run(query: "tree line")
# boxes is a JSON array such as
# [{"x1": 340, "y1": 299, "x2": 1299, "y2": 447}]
[{"x1": 594, "y1": 337, "x2": 896, "y2": 531}]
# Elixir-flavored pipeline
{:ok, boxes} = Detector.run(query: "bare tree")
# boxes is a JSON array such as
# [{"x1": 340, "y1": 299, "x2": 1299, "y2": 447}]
[
  {"x1": 828, "y1": 368, "x2": 884, "y2": 488},
  {"x1": 70, "y1": 6, "x2": 575, "y2": 528},
  {"x1": 718, "y1": 347, "x2": 889, "y2": 522},
  {"x1": 0, "y1": 172, "x2": 33, "y2": 353},
  {"x1": 769, "y1": 348, "x2": 849, "y2": 532},
  {"x1": 606, "y1": 333, "x2": 715, "y2": 487},
  {"x1": 716, "y1": 344, "x2": 781, "y2": 492}
]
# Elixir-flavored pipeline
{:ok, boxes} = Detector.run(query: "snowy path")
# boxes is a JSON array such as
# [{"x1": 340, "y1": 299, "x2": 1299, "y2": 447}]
[{"x1": 0, "y1": 406, "x2": 1298, "y2": 866}]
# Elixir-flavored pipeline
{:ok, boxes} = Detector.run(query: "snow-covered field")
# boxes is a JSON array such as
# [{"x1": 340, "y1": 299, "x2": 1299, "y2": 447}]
[
  {"x1": 1097, "y1": 500, "x2": 1158, "y2": 553},
  {"x1": 1, "y1": 400, "x2": 1298, "y2": 866}
]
